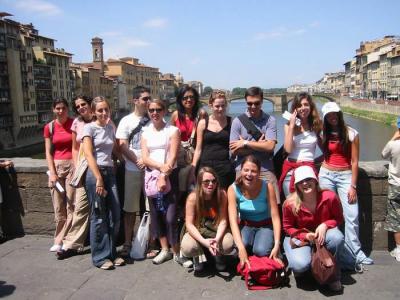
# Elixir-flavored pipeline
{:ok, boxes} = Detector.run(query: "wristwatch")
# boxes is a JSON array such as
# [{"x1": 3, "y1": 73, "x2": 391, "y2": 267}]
[{"x1": 243, "y1": 140, "x2": 249, "y2": 148}]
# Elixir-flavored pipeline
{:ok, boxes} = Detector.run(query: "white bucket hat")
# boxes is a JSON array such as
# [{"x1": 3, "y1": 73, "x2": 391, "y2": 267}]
[
  {"x1": 294, "y1": 166, "x2": 317, "y2": 184},
  {"x1": 321, "y1": 101, "x2": 341, "y2": 119}
]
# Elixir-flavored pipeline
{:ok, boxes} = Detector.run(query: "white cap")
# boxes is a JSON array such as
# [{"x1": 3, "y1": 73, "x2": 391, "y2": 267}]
[
  {"x1": 321, "y1": 102, "x2": 341, "y2": 119},
  {"x1": 294, "y1": 166, "x2": 317, "y2": 184}
]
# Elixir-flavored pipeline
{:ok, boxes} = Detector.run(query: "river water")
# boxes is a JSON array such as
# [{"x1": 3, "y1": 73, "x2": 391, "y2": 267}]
[{"x1": 226, "y1": 99, "x2": 395, "y2": 161}]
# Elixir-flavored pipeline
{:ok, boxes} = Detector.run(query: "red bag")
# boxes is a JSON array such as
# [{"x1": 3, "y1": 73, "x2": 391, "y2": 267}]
[
  {"x1": 311, "y1": 243, "x2": 338, "y2": 285},
  {"x1": 236, "y1": 256, "x2": 287, "y2": 290}
]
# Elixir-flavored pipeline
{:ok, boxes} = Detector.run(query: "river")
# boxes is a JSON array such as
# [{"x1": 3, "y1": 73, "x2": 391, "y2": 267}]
[{"x1": 227, "y1": 99, "x2": 395, "y2": 161}]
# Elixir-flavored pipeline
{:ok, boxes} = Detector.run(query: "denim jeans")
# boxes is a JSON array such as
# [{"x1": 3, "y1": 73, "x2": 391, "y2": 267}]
[
  {"x1": 283, "y1": 227, "x2": 344, "y2": 273},
  {"x1": 318, "y1": 167, "x2": 368, "y2": 264},
  {"x1": 85, "y1": 167, "x2": 120, "y2": 267},
  {"x1": 282, "y1": 170, "x2": 294, "y2": 199},
  {"x1": 240, "y1": 225, "x2": 274, "y2": 257}
]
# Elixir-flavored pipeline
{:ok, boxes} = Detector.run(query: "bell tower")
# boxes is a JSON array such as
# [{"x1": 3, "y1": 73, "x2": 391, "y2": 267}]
[{"x1": 91, "y1": 37, "x2": 104, "y2": 74}]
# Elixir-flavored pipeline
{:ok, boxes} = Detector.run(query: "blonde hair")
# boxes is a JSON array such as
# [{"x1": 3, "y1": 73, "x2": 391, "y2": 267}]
[
  {"x1": 209, "y1": 90, "x2": 227, "y2": 105},
  {"x1": 291, "y1": 179, "x2": 321, "y2": 215},
  {"x1": 148, "y1": 98, "x2": 166, "y2": 111},
  {"x1": 91, "y1": 96, "x2": 111, "y2": 120}
]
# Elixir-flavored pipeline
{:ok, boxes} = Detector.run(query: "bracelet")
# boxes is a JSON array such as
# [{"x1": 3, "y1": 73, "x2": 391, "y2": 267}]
[{"x1": 274, "y1": 240, "x2": 280, "y2": 245}]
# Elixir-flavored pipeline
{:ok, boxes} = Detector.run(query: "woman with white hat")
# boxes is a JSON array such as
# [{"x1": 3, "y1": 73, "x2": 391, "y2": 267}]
[
  {"x1": 319, "y1": 101, "x2": 373, "y2": 268},
  {"x1": 282, "y1": 165, "x2": 344, "y2": 292}
]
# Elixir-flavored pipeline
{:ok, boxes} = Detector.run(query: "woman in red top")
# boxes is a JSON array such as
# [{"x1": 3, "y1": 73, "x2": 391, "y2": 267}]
[
  {"x1": 282, "y1": 165, "x2": 344, "y2": 292},
  {"x1": 44, "y1": 98, "x2": 75, "y2": 252},
  {"x1": 319, "y1": 102, "x2": 373, "y2": 267},
  {"x1": 181, "y1": 167, "x2": 233, "y2": 274}
]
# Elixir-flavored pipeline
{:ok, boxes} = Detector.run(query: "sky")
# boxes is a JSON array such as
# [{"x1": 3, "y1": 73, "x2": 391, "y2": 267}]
[{"x1": 1, "y1": 0, "x2": 399, "y2": 89}]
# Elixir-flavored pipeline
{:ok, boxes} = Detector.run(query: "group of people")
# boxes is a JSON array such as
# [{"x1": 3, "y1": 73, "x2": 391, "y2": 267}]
[{"x1": 42, "y1": 84, "x2": 400, "y2": 292}]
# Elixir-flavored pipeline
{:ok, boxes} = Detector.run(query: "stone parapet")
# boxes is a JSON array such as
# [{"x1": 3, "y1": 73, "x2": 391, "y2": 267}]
[{"x1": 0, "y1": 158, "x2": 393, "y2": 250}]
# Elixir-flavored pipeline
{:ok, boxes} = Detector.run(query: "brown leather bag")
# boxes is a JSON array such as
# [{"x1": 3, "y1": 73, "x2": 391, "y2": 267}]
[{"x1": 311, "y1": 243, "x2": 338, "y2": 285}]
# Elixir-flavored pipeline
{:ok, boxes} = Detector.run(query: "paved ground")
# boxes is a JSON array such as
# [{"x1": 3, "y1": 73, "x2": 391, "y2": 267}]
[{"x1": 0, "y1": 235, "x2": 399, "y2": 300}]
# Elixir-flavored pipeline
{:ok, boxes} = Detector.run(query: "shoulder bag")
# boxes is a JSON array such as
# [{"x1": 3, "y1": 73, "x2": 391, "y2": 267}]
[{"x1": 311, "y1": 243, "x2": 338, "y2": 285}]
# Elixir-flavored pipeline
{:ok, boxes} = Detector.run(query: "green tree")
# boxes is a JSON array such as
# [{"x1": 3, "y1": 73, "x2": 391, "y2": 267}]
[
  {"x1": 203, "y1": 86, "x2": 213, "y2": 96},
  {"x1": 232, "y1": 87, "x2": 246, "y2": 96}
]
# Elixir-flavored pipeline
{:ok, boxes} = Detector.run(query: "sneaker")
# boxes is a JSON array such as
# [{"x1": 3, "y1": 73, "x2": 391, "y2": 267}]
[
  {"x1": 390, "y1": 248, "x2": 400, "y2": 262},
  {"x1": 214, "y1": 256, "x2": 226, "y2": 271},
  {"x1": 152, "y1": 249, "x2": 173, "y2": 265},
  {"x1": 328, "y1": 280, "x2": 343, "y2": 292},
  {"x1": 49, "y1": 244, "x2": 62, "y2": 252},
  {"x1": 113, "y1": 257, "x2": 126, "y2": 267},
  {"x1": 99, "y1": 260, "x2": 114, "y2": 270},
  {"x1": 56, "y1": 248, "x2": 78, "y2": 260},
  {"x1": 174, "y1": 254, "x2": 193, "y2": 268},
  {"x1": 360, "y1": 257, "x2": 374, "y2": 265}
]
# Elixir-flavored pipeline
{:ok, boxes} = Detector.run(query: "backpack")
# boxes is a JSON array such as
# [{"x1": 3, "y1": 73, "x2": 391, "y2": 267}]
[
  {"x1": 236, "y1": 256, "x2": 288, "y2": 290},
  {"x1": 48, "y1": 120, "x2": 55, "y2": 155}
]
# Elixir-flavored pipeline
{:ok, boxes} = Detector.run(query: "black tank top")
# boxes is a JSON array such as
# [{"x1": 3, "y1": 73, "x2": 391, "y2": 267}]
[{"x1": 200, "y1": 116, "x2": 231, "y2": 162}]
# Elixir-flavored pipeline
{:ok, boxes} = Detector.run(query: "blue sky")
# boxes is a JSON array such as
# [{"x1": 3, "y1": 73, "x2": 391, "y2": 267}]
[{"x1": 1, "y1": 0, "x2": 399, "y2": 89}]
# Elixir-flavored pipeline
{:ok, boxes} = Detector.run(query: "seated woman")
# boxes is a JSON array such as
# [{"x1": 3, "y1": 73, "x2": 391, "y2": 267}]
[
  {"x1": 282, "y1": 165, "x2": 344, "y2": 291},
  {"x1": 181, "y1": 167, "x2": 234, "y2": 272},
  {"x1": 227, "y1": 155, "x2": 282, "y2": 269}
]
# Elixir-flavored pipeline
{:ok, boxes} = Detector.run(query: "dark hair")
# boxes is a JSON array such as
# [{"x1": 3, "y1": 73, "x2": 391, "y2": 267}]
[
  {"x1": 52, "y1": 98, "x2": 69, "y2": 109},
  {"x1": 290, "y1": 92, "x2": 321, "y2": 133},
  {"x1": 235, "y1": 155, "x2": 261, "y2": 186},
  {"x1": 322, "y1": 111, "x2": 350, "y2": 158},
  {"x1": 245, "y1": 87, "x2": 263, "y2": 101},
  {"x1": 72, "y1": 95, "x2": 92, "y2": 115},
  {"x1": 176, "y1": 84, "x2": 201, "y2": 121},
  {"x1": 133, "y1": 86, "x2": 150, "y2": 100}
]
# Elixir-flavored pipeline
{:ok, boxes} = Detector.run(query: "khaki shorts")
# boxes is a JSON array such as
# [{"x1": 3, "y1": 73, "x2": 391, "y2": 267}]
[
  {"x1": 123, "y1": 170, "x2": 143, "y2": 213},
  {"x1": 385, "y1": 183, "x2": 400, "y2": 233}
]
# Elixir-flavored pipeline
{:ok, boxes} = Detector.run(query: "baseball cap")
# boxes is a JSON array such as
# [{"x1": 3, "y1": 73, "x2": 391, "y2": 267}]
[
  {"x1": 294, "y1": 166, "x2": 317, "y2": 184},
  {"x1": 321, "y1": 102, "x2": 341, "y2": 119}
]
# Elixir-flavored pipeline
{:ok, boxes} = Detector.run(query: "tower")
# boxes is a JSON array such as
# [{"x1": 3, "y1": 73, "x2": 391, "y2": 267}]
[{"x1": 91, "y1": 37, "x2": 104, "y2": 74}]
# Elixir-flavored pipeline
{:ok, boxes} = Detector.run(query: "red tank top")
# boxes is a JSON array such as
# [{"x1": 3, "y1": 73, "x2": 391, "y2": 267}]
[
  {"x1": 175, "y1": 116, "x2": 195, "y2": 142},
  {"x1": 324, "y1": 133, "x2": 351, "y2": 168}
]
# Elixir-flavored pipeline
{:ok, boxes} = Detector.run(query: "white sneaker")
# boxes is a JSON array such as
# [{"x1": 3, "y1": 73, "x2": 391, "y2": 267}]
[
  {"x1": 49, "y1": 244, "x2": 62, "y2": 252},
  {"x1": 152, "y1": 249, "x2": 172, "y2": 265},
  {"x1": 390, "y1": 248, "x2": 400, "y2": 262}
]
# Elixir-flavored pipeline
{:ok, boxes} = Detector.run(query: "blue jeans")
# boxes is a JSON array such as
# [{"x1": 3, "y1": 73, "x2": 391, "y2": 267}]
[
  {"x1": 283, "y1": 227, "x2": 344, "y2": 274},
  {"x1": 85, "y1": 167, "x2": 121, "y2": 267},
  {"x1": 241, "y1": 225, "x2": 274, "y2": 257},
  {"x1": 318, "y1": 167, "x2": 368, "y2": 264}
]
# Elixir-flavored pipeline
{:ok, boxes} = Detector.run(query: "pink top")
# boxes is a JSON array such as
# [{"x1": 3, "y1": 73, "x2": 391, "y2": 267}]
[
  {"x1": 175, "y1": 116, "x2": 195, "y2": 142},
  {"x1": 43, "y1": 118, "x2": 74, "y2": 160},
  {"x1": 70, "y1": 117, "x2": 86, "y2": 144}
]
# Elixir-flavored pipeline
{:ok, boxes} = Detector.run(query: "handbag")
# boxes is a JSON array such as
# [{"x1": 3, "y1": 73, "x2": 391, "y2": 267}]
[
  {"x1": 144, "y1": 169, "x2": 171, "y2": 197},
  {"x1": 237, "y1": 256, "x2": 287, "y2": 290},
  {"x1": 311, "y1": 243, "x2": 338, "y2": 285},
  {"x1": 177, "y1": 121, "x2": 196, "y2": 167},
  {"x1": 144, "y1": 130, "x2": 171, "y2": 198},
  {"x1": 130, "y1": 212, "x2": 150, "y2": 260},
  {"x1": 70, "y1": 143, "x2": 88, "y2": 188}
]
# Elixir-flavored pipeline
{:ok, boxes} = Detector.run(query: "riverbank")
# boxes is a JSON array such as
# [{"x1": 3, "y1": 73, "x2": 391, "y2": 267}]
[{"x1": 314, "y1": 96, "x2": 397, "y2": 127}]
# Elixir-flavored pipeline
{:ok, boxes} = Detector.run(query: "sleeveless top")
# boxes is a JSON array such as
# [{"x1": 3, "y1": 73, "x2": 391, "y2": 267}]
[
  {"x1": 233, "y1": 181, "x2": 270, "y2": 222},
  {"x1": 287, "y1": 130, "x2": 318, "y2": 162},
  {"x1": 200, "y1": 116, "x2": 231, "y2": 162},
  {"x1": 324, "y1": 126, "x2": 358, "y2": 168},
  {"x1": 175, "y1": 115, "x2": 195, "y2": 142}
]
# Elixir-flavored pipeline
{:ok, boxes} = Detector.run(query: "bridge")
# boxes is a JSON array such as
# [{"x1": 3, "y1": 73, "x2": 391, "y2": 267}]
[{"x1": 225, "y1": 93, "x2": 340, "y2": 112}]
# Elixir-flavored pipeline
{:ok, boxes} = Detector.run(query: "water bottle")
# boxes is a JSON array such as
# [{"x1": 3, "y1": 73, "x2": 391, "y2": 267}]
[{"x1": 154, "y1": 192, "x2": 165, "y2": 213}]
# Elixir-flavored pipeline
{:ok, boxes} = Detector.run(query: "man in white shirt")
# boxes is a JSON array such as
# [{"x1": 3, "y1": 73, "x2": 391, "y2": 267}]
[{"x1": 116, "y1": 86, "x2": 150, "y2": 256}]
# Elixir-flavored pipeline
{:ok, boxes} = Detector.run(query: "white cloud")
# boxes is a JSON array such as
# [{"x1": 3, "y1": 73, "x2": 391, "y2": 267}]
[
  {"x1": 13, "y1": 0, "x2": 62, "y2": 16},
  {"x1": 309, "y1": 21, "x2": 320, "y2": 28},
  {"x1": 253, "y1": 26, "x2": 306, "y2": 41},
  {"x1": 105, "y1": 36, "x2": 150, "y2": 58},
  {"x1": 143, "y1": 18, "x2": 168, "y2": 29}
]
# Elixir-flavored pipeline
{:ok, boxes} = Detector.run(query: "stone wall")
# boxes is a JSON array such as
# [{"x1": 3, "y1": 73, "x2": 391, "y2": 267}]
[
  {"x1": 0, "y1": 158, "x2": 393, "y2": 250},
  {"x1": 339, "y1": 96, "x2": 400, "y2": 116}
]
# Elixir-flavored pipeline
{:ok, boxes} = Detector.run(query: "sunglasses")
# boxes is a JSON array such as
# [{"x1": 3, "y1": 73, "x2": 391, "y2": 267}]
[
  {"x1": 183, "y1": 95, "x2": 195, "y2": 101},
  {"x1": 246, "y1": 101, "x2": 261, "y2": 107},
  {"x1": 149, "y1": 108, "x2": 163, "y2": 113},
  {"x1": 141, "y1": 96, "x2": 151, "y2": 101},
  {"x1": 202, "y1": 179, "x2": 217, "y2": 186}
]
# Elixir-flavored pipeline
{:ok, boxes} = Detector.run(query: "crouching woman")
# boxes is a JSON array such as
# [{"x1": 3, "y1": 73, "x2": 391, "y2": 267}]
[
  {"x1": 181, "y1": 167, "x2": 234, "y2": 272},
  {"x1": 282, "y1": 165, "x2": 344, "y2": 291}
]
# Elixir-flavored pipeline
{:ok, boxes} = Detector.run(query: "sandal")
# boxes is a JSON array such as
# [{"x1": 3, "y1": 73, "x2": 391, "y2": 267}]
[
  {"x1": 146, "y1": 249, "x2": 160, "y2": 259},
  {"x1": 120, "y1": 244, "x2": 131, "y2": 257}
]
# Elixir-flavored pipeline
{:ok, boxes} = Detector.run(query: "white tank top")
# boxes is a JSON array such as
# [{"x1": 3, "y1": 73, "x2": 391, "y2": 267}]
[{"x1": 287, "y1": 131, "x2": 318, "y2": 162}]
